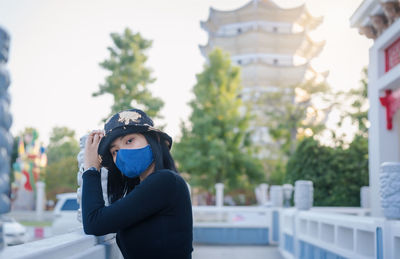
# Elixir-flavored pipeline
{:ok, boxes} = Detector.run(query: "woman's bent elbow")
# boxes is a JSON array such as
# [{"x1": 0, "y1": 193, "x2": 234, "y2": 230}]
[
  {"x1": 82, "y1": 216, "x2": 104, "y2": 236},
  {"x1": 83, "y1": 223, "x2": 104, "y2": 236},
  {"x1": 83, "y1": 223, "x2": 95, "y2": 235}
]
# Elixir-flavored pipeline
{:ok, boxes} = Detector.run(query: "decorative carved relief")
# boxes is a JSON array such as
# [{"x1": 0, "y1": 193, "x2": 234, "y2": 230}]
[
  {"x1": 359, "y1": 25, "x2": 377, "y2": 39},
  {"x1": 357, "y1": 2, "x2": 400, "y2": 40},
  {"x1": 370, "y1": 14, "x2": 389, "y2": 37},
  {"x1": 380, "y1": 162, "x2": 400, "y2": 219},
  {"x1": 381, "y1": 1, "x2": 400, "y2": 25}
]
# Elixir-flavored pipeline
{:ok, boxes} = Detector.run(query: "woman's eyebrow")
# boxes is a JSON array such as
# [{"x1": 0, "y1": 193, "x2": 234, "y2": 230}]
[{"x1": 110, "y1": 136, "x2": 126, "y2": 149}]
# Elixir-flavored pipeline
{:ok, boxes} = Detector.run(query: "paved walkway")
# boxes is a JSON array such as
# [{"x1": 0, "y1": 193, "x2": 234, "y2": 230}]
[{"x1": 193, "y1": 245, "x2": 283, "y2": 259}]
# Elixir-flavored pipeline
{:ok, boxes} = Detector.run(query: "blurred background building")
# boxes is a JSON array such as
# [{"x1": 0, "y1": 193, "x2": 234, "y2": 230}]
[{"x1": 200, "y1": 0, "x2": 327, "y2": 157}]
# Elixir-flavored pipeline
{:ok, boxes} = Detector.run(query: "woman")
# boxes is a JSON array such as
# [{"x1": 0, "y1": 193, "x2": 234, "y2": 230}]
[{"x1": 82, "y1": 108, "x2": 193, "y2": 259}]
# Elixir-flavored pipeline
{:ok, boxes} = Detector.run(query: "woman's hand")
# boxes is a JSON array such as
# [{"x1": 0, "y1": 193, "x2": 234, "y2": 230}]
[{"x1": 84, "y1": 130, "x2": 104, "y2": 171}]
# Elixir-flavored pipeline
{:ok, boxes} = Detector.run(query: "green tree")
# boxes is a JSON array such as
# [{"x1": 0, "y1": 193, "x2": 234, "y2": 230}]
[
  {"x1": 339, "y1": 67, "x2": 369, "y2": 138},
  {"x1": 93, "y1": 28, "x2": 163, "y2": 119},
  {"x1": 285, "y1": 136, "x2": 368, "y2": 206},
  {"x1": 45, "y1": 127, "x2": 80, "y2": 201},
  {"x1": 285, "y1": 68, "x2": 369, "y2": 206},
  {"x1": 264, "y1": 79, "x2": 330, "y2": 156},
  {"x1": 45, "y1": 157, "x2": 79, "y2": 202},
  {"x1": 253, "y1": 77, "x2": 331, "y2": 184},
  {"x1": 329, "y1": 67, "x2": 369, "y2": 146},
  {"x1": 173, "y1": 49, "x2": 264, "y2": 192},
  {"x1": 47, "y1": 127, "x2": 79, "y2": 164}
]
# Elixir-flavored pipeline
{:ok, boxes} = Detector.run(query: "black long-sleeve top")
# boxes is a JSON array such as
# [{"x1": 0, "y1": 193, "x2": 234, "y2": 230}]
[{"x1": 82, "y1": 169, "x2": 193, "y2": 259}]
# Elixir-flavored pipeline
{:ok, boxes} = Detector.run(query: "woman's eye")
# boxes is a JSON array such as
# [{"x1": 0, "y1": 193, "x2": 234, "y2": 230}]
[
  {"x1": 112, "y1": 150, "x2": 119, "y2": 156},
  {"x1": 126, "y1": 138, "x2": 134, "y2": 144}
]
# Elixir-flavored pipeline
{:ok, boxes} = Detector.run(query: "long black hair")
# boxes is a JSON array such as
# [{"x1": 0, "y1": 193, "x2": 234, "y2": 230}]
[{"x1": 107, "y1": 131, "x2": 177, "y2": 204}]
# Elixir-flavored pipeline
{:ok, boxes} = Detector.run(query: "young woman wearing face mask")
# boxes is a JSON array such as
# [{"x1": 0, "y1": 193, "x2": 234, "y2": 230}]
[{"x1": 82, "y1": 108, "x2": 193, "y2": 259}]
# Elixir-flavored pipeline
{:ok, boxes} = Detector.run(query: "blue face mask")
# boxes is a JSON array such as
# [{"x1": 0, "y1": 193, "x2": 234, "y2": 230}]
[{"x1": 115, "y1": 145, "x2": 154, "y2": 178}]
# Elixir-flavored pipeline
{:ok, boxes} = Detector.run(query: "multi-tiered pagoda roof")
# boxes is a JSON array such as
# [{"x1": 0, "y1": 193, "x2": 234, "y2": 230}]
[
  {"x1": 201, "y1": 0, "x2": 322, "y2": 33},
  {"x1": 200, "y1": 30, "x2": 324, "y2": 63}
]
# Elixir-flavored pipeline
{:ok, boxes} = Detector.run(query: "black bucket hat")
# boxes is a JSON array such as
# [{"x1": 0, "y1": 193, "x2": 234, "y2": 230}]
[{"x1": 98, "y1": 108, "x2": 172, "y2": 169}]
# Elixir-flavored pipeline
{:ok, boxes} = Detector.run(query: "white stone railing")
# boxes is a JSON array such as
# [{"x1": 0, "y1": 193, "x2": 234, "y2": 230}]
[
  {"x1": 278, "y1": 208, "x2": 392, "y2": 259},
  {"x1": 309, "y1": 207, "x2": 370, "y2": 216},
  {"x1": 1, "y1": 230, "x2": 122, "y2": 259},
  {"x1": 192, "y1": 205, "x2": 280, "y2": 245},
  {"x1": 2, "y1": 206, "x2": 274, "y2": 258},
  {"x1": 388, "y1": 220, "x2": 400, "y2": 259},
  {"x1": 3, "y1": 206, "x2": 399, "y2": 259},
  {"x1": 193, "y1": 205, "x2": 271, "y2": 227}
]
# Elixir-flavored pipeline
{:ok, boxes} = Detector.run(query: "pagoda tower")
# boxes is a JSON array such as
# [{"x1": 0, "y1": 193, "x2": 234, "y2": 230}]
[{"x1": 200, "y1": 0, "x2": 326, "y2": 156}]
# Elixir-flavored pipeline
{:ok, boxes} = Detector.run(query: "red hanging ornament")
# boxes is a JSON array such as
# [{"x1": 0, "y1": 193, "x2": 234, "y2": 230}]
[{"x1": 380, "y1": 89, "x2": 400, "y2": 130}]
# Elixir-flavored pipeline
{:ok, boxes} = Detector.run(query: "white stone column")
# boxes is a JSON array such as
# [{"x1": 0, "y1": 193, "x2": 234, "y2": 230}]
[
  {"x1": 35, "y1": 181, "x2": 45, "y2": 220},
  {"x1": 294, "y1": 180, "x2": 313, "y2": 210},
  {"x1": 215, "y1": 183, "x2": 224, "y2": 207},
  {"x1": 360, "y1": 186, "x2": 370, "y2": 208},
  {"x1": 368, "y1": 39, "x2": 400, "y2": 217},
  {"x1": 270, "y1": 185, "x2": 283, "y2": 207},
  {"x1": 367, "y1": 43, "x2": 381, "y2": 217},
  {"x1": 259, "y1": 183, "x2": 269, "y2": 205}
]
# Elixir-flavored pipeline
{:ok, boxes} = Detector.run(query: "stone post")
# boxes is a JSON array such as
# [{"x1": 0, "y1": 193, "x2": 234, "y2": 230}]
[
  {"x1": 259, "y1": 183, "x2": 269, "y2": 205},
  {"x1": 35, "y1": 181, "x2": 45, "y2": 220},
  {"x1": 254, "y1": 186, "x2": 261, "y2": 204},
  {"x1": 360, "y1": 186, "x2": 370, "y2": 208},
  {"x1": 283, "y1": 184, "x2": 294, "y2": 208},
  {"x1": 270, "y1": 185, "x2": 283, "y2": 207},
  {"x1": 380, "y1": 162, "x2": 400, "y2": 219},
  {"x1": 294, "y1": 180, "x2": 313, "y2": 210},
  {"x1": 215, "y1": 183, "x2": 224, "y2": 207}
]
